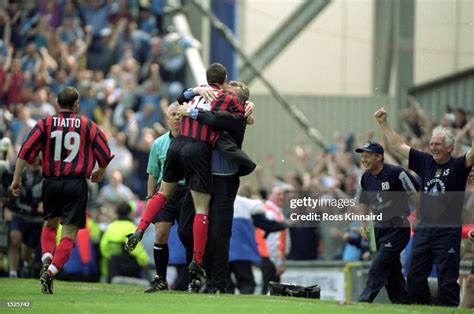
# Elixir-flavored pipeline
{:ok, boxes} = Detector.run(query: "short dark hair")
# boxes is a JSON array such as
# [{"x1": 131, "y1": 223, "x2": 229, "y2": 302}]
[
  {"x1": 57, "y1": 87, "x2": 79, "y2": 109},
  {"x1": 206, "y1": 63, "x2": 227, "y2": 85},
  {"x1": 116, "y1": 202, "x2": 132, "y2": 219},
  {"x1": 228, "y1": 81, "x2": 250, "y2": 103}
]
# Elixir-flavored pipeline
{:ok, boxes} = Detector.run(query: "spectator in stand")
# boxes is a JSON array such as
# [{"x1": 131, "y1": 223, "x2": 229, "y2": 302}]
[
  {"x1": 38, "y1": 0, "x2": 62, "y2": 28},
  {"x1": 286, "y1": 171, "x2": 319, "y2": 261},
  {"x1": 138, "y1": 6, "x2": 159, "y2": 36},
  {"x1": 140, "y1": 36, "x2": 161, "y2": 82},
  {"x1": 57, "y1": 15, "x2": 85, "y2": 44},
  {"x1": 77, "y1": 84, "x2": 99, "y2": 121},
  {"x1": 74, "y1": 0, "x2": 111, "y2": 37},
  {"x1": 109, "y1": 0, "x2": 134, "y2": 25},
  {"x1": 100, "y1": 202, "x2": 148, "y2": 283},
  {"x1": 21, "y1": 42, "x2": 41, "y2": 76},
  {"x1": 341, "y1": 221, "x2": 370, "y2": 262},
  {"x1": 10, "y1": 104, "x2": 35, "y2": 150},
  {"x1": 454, "y1": 108, "x2": 468, "y2": 130},
  {"x1": 26, "y1": 88, "x2": 56, "y2": 120},
  {"x1": 0, "y1": 22, "x2": 13, "y2": 104},
  {"x1": 158, "y1": 31, "x2": 186, "y2": 85},
  {"x1": 4, "y1": 57, "x2": 25, "y2": 107},
  {"x1": 228, "y1": 186, "x2": 286, "y2": 294},
  {"x1": 106, "y1": 131, "x2": 134, "y2": 179},
  {"x1": 98, "y1": 169, "x2": 135, "y2": 208},
  {"x1": 30, "y1": 16, "x2": 52, "y2": 50},
  {"x1": 256, "y1": 185, "x2": 288, "y2": 294},
  {"x1": 51, "y1": 70, "x2": 73, "y2": 95},
  {"x1": 0, "y1": 9, "x2": 12, "y2": 49},
  {"x1": 125, "y1": 20, "x2": 151, "y2": 65},
  {"x1": 86, "y1": 18, "x2": 127, "y2": 74}
]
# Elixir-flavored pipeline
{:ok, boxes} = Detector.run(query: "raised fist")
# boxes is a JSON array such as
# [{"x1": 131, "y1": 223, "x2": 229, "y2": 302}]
[{"x1": 374, "y1": 107, "x2": 388, "y2": 124}]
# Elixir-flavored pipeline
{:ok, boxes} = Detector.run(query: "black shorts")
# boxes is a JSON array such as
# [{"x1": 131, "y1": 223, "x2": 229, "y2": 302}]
[
  {"x1": 8, "y1": 215, "x2": 42, "y2": 248},
  {"x1": 42, "y1": 177, "x2": 88, "y2": 229},
  {"x1": 163, "y1": 136, "x2": 212, "y2": 193},
  {"x1": 153, "y1": 184, "x2": 187, "y2": 224}
]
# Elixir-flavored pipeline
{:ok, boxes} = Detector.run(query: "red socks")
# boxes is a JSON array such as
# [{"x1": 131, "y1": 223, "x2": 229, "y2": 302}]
[
  {"x1": 193, "y1": 213, "x2": 209, "y2": 265},
  {"x1": 137, "y1": 193, "x2": 168, "y2": 232},
  {"x1": 50, "y1": 237, "x2": 75, "y2": 275},
  {"x1": 41, "y1": 226, "x2": 57, "y2": 257}
]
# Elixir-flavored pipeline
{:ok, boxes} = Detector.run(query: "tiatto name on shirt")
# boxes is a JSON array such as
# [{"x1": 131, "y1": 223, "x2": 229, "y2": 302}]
[{"x1": 52, "y1": 117, "x2": 81, "y2": 128}]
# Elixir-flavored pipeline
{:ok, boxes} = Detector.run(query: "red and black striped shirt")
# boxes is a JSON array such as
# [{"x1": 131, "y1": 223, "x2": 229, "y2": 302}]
[
  {"x1": 18, "y1": 112, "x2": 114, "y2": 178},
  {"x1": 180, "y1": 90, "x2": 245, "y2": 145}
]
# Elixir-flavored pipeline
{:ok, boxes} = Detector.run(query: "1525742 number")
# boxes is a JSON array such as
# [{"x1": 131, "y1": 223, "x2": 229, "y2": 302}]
[{"x1": 1, "y1": 301, "x2": 32, "y2": 308}]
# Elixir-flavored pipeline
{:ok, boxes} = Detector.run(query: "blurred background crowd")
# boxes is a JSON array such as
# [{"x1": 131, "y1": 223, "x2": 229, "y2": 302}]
[
  {"x1": 0, "y1": 0, "x2": 472, "y2": 292},
  {"x1": 0, "y1": 0, "x2": 195, "y2": 285}
]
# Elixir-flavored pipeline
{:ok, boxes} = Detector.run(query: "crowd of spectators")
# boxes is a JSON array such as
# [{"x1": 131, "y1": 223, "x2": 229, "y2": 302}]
[
  {"x1": 0, "y1": 0, "x2": 192, "y2": 282},
  {"x1": 0, "y1": 0, "x2": 192, "y2": 195}
]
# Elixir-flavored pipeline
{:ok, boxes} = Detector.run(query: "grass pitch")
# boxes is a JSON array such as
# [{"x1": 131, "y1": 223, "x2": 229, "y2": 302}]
[{"x1": 0, "y1": 279, "x2": 470, "y2": 313}]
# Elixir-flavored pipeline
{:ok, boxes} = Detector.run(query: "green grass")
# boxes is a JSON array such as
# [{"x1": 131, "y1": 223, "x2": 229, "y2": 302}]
[{"x1": 0, "y1": 279, "x2": 470, "y2": 313}]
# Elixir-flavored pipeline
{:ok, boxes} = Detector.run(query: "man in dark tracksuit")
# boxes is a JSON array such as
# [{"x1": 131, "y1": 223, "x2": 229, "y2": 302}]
[
  {"x1": 178, "y1": 81, "x2": 256, "y2": 293},
  {"x1": 355, "y1": 142, "x2": 419, "y2": 304},
  {"x1": 375, "y1": 107, "x2": 474, "y2": 306}
]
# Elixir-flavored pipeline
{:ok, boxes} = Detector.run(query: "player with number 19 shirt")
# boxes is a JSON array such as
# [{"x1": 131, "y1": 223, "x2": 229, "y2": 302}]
[
  {"x1": 18, "y1": 106, "x2": 112, "y2": 178},
  {"x1": 11, "y1": 86, "x2": 113, "y2": 294}
]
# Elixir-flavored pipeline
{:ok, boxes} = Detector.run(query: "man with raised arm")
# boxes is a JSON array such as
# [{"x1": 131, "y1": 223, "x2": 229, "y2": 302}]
[{"x1": 374, "y1": 107, "x2": 474, "y2": 306}]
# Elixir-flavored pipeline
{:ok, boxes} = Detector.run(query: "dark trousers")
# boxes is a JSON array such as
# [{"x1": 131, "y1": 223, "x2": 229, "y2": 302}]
[
  {"x1": 358, "y1": 227, "x2": 410, "y2": 304},
  {"x1": 226, "y1": 261, "x2": 256, "y2": 294},
  {"x1": 261, "y1": 257, "x2": 279, "y2": 295},
  {"x1": 107, "y1": 252, "x2": 141, "y2": 283},
  {"x1": 406, "y1": 226, "x2": 461, "y2": 306},
  {"x1": 178, "y1": 175, "x2": 239, "y2": 292},
  {"x1": 172, "y1": 265, "x2": 191, "y2": 291}
]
